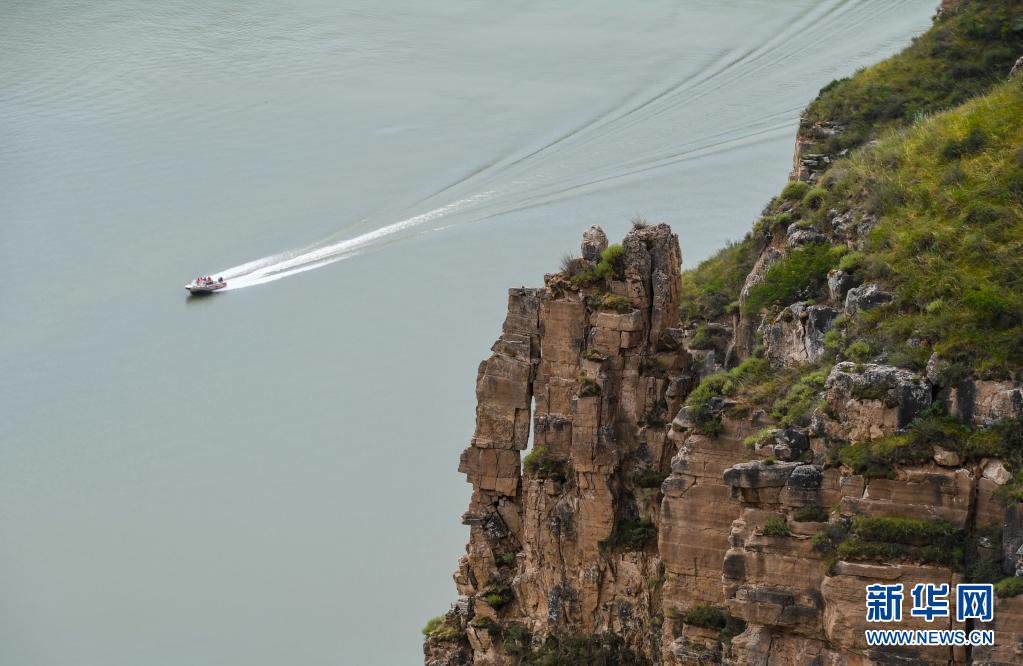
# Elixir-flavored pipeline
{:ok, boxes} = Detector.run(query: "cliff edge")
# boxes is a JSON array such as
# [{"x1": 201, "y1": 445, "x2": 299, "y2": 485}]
[{"x1": 426, "y1": 1, "x2": 1023, "y2": 663}]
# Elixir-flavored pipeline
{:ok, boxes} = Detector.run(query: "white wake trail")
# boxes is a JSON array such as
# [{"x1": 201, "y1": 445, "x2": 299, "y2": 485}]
[{"x1": 217, "y1": 191, "x2": 496, "y2": 290}]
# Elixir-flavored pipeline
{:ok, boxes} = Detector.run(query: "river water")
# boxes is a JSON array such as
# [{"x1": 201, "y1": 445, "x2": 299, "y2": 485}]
[{"x1": 1, "y1": 1, "x2": 934, "y2": 663}]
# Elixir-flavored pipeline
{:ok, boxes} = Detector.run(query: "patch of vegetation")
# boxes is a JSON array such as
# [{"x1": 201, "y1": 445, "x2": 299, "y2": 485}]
[
  {"x1": 595, "y1": 244, "x2": 625, "y2": 281},
  {"x1": 678, "y1": 238, "x2": 757, "y2": 321},
  {"x1": 833, "y1": 413, "x2": 1023, "y2": 480},
  {"x1": 844, "y1": 340, "x2": 873, "y2": 363},
  {"x1": 995, "y1": 577, "x2": 1023, "y2": 598},
  {"x1": 523, "y1": 446, "x2": 570, "y2": 483},
  {"x1": 560, "y1": 254, "x2": 588, "y2": 279},
  {"x1": 481, "y1": 584, "x2": 515, "y2": 610},
  {"x1": 820, "y1": 80, "x2": 1023, "y2": 379},
  {"x1": 770, "y1": 367, "x2": 827, "y2": 427},
  {"x1": 781, "y1": 180, "x2": 811, "y2": 202},
  {"x1": 673, "y1": 604, "x2": 746, "y2": 645},
  {"x1": 812, "y1": 519, "x2": 851, "y2": 556},
  {"x1": 422, "y1": 614, "x2": 465, "y2": 642},
  {"x1": 792, "y1": 505, "x2": 830, "y2": 523},
  {"x1": 582, "y1": 348, "x2": 606, "y2": 362},
  {"x1": 683, "y1": 603, "x2": 728, "y2": 630},
  {"x1": 684, "y1": 357, "x2": 771, "y2": 435},
  {"x1": 639, "y1": 401, "x2": 669, "y2": 429},
  {"x1": 762, "y1": 516, "x2": 791, "y2": 537},
  {"x1": 578, "y1": 376, "x2": 602, "y2": 398},
  {"x1": 687, "y1": 357, "x2": 771, "y2": 406},
  {"x1": 600, "y1": 517, "x2": 657, "y2": 554},
  {"x1": 802, "y1": 0, "x2": 1023, "y2": 155},
  {"x1": 469, "y1": 616, "x2": 498, "y2": 631},
  {"x1": 802, "y1": 186, "x2": 828, "y2": 211},
  {"x1": 495, "y1": 551, "x2": 519, "y2": 568},
  {"x1": 689, "y1": 322, "x2": 729, "y2": 352},
  {"x1": 599, "y1": 294, "x2": 632, "y2": 313},
  {"x1": 742, "y1": 244, "x2": 845, "y2": 315},
  {"x1": 500, "y1": 623, "x2": 532, "y2": 657},
  {"x1": 838, "y1": 250, "x2": 866, "y2": 275},
  {"x1": 632, "y1": 468, "x2": 669, "y2": 489},
  {"x1": 940, "y1": 126, "x2": 988, "y2": 161},
  {"x1": 742, "y1": 427, "x2": 777, "y2": 449},
  {"x1": 836, "y1": 515, "x2": 964, "y2": 568}
]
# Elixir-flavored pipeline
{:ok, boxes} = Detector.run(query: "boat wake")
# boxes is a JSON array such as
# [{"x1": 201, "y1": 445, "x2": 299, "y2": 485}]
[
  {"x1": 219, "y1": 191, "x2": 496, "y2": 289},
  {"x1": 208, "y1": 0, "x2": 924, "y2": 291}
]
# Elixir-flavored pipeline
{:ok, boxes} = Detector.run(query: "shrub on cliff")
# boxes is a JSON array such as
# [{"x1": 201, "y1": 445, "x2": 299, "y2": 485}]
[
  {"x1": 678, "y1": 238, "x2": 756, "y2": 321},
  {"x1": 771, "y1": 368, "x2": 827, "y2": 427},
  {"x1": 780, "y1": 180, "x2": 811, "y2": 202},
  {"x1": 742, "y1": 244, "x2": 845, "y2": 316},
  {"x1": 481, "y1": 584, "x2": 514, "y2": 610},
  {"x1": 762, "y1": 516, "x2": 790, "y2": 537},
  {"x1": 683, "y1": 603, "x2": 728, "y2": 630},
  {"x1": 578, "y1": 376, "x2": 601, "y2": 398},
  {"x1": 422, "y1": 614, "x2": 465, "y2": 642},
  {"x1": 523, "y1": 446, "x2": 570, "y2": 483},
  {"x1": 595, "y1": 244, "x2": 625, "y2": 281},
  {"x1": 837, "y1": 515, "x2": 964, "y2": 568},
  {"x1": 599, "y1": 517, "x2": 657, "y2": 553},
  {"x1": 995, "y1": 577, "x2": 1023, "y2": 598},
  {"x1": 792, "y1": 505, "x2": 829, "y2": 523}
]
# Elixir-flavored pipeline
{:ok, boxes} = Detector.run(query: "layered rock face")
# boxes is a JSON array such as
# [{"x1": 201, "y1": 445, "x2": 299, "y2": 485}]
[
  {"x1": 429, "y1": 224, "x2": 694, "y2": 664},
  {"x1": 428, "y1": 7, "x2": 1023, "y2": 657},
  {"x1": 429, "y1": 223, "x2": 1023, "y2": 665}
]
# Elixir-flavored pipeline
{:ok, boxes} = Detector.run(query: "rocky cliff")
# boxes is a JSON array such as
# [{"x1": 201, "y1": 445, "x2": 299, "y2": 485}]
[{"x1": 426, "y1": 2, "x2": 1023, "y2": 663}]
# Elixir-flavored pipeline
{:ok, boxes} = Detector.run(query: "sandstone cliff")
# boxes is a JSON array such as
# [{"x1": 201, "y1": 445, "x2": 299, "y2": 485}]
[{"x1": 426, "y1": 2, "x2": 1023, "y2": 663}]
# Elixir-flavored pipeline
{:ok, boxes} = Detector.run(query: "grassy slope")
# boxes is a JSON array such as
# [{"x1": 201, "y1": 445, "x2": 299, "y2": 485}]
[
  {"x1": 679, "y1": 0, "x2": 1023, "y2": 339},
  {"x1": 835, "y1": 80, "x2": 1023, "y2": 378},
  {"x1": 803, "y1": 0, "x2": 1023, "y2": 152}
]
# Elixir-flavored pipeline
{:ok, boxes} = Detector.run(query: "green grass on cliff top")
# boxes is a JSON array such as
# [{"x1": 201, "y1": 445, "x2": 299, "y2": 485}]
[
  {"x1": 803, "y1": 0, "x2": 1023, "y2": 153},
  {"x1": 682, "y1": 78, "x2": 1023, "y2": 379},
  {"x1": 836, "y1": 79, "x2": 1023, "y2": 378},
  {"x1": 679, "y1": 0, "x2": 1023, "y2": 326}
]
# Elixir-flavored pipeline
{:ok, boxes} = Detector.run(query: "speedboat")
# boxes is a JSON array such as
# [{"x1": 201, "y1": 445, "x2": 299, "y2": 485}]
[{"x1": 185, "y1": 276, "x2": 227, "y2": 294}]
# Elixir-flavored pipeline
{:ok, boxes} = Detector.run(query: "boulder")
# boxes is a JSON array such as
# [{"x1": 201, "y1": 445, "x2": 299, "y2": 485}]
[
  {"x1": 932, "y1": 446, "x2": 962, "y2": 467},
  {"x1": 762, "y1": 302, "x2": 838, "y2": 366},
  {"x1": 983, "y1": 460, "x2": 1012, "y2": 486},
  {"x1": 580, "y1": 225, "x2": 608, "y2": 262},
  {"x1": 947, "y1": 379, "x2": 1023, "y2": 426},
  {"x1": 823, "y1": 362, "x2": 931, "y2": 441},
  {"x1": 772, "y1": 428, "x2": 810, "y2": 462},
  {"x1": 827, "y1": 269, "x2": 855, "y2": 304},
  {"x1": 843, "y1": 283, "x2": 893, "y2": 315},
  {"x1": 786, "y1": 227, "x2": 828, "y2": 248}
]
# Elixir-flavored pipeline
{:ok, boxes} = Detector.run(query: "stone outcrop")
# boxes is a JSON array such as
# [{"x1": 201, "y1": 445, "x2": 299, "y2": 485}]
[
  {"x1": 430, "y1": 5, "x2": 1023, "y2": 656},
  {"x1": 761, "y1": 302, "x2": 838, "y2": 366},
  {"x1": 823, "y1": 362, "x2": 931, "y2": 441},
  {"x1": 432, "y1": 217, "x2": 1023, "y2": 665},
  {"x1": 843, "y1": 284, "x2": 894, "y2": 316},
  {"x1": 791, "y1": 120, "x2": 846, "y2": 184},
  {"x1": 945, "y1": 380, "x2": 1023, "y2": 427},
  {"x1": 433, "y1": 225, "x2": 693, "y2": 664}
]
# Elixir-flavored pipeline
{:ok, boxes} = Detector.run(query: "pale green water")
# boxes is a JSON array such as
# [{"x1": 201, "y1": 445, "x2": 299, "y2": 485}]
[{"x1": 1, "y1": 1, "x2": 934, "y2": 663}]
